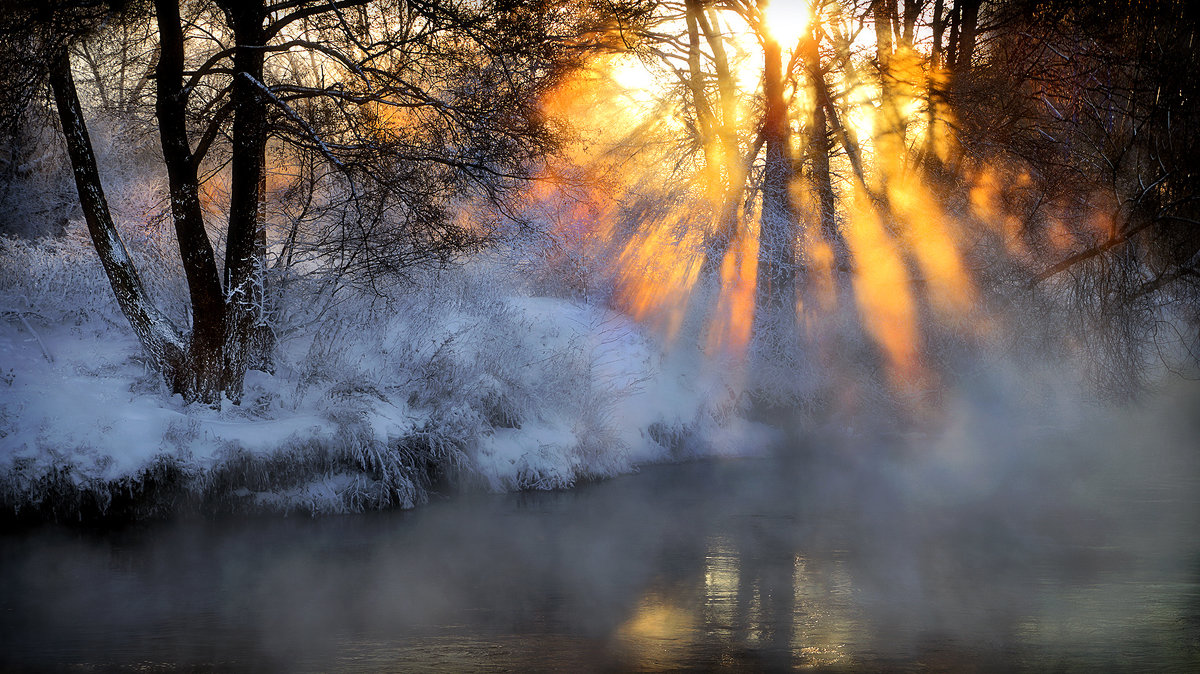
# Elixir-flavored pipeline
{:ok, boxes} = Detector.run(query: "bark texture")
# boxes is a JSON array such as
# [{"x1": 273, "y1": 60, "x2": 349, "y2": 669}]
[
  {"x1": 155, "y1": 0, "x2": 227, "y2": 402},
  {"x1": 220, "y1": 0, "x2": 273, "y2": 399},
  {"x1": 757, "y1": 29, "x2": 798, "y2": 322},
  {"x1": 48, "y1": 47, "x2": 188, "y2": 388}
]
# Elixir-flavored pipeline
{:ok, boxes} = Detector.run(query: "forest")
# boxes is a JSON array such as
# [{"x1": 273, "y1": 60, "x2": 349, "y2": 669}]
[
  {"x1": 0, "y1": 0, "x2": 1196, "y2": 516},
  {"x1": 1, "y1": 0, "x2": 1199, "y2": 669}
]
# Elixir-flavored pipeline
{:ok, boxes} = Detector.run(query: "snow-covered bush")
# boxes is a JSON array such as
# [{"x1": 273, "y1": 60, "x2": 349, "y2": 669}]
[
  {"x1": 1, "y1": 242, "x2": 734, "y2": 521},
  {"x1": 0, "y1": 235, "x2": 115, "y2": 324}
]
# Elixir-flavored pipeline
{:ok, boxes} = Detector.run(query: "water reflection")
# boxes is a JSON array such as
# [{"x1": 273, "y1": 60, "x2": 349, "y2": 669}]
[{"x1": 2, "y1": 417, "x2": 1199, "y2": 671}]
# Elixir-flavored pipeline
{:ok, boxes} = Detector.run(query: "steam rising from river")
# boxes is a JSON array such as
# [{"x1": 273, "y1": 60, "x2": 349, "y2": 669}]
[{"x1": 3, "y1": 371, "x2": 1197, "y2": 670}]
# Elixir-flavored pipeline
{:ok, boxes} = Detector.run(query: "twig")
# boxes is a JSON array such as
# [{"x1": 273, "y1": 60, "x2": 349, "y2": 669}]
[{"x1": 5, "y1": 311, "x2": 54, "y2": 363}]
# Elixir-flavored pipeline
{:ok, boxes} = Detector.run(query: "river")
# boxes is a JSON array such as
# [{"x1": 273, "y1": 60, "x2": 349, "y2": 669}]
[{"x1": 3, "y1": 405, "x2": 1199, "y2": 671}]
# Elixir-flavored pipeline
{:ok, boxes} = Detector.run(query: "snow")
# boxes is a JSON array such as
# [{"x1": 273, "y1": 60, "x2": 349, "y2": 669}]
[{"x1": 0, "y1": 240, "x2": 739, "y2": 518}]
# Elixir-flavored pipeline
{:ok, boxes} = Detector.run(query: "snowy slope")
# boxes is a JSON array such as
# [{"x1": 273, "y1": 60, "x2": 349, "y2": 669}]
[{"x1": 0, "y1": 245, "x2": 753, "y2": 519}]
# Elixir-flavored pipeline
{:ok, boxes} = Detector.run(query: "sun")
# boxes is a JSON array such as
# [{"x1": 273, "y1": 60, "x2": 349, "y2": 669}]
[{"x1": 762, "y1": 0, "x2": 813, "y2": 49}]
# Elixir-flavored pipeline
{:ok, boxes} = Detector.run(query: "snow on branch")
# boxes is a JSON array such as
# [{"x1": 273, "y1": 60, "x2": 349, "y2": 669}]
[{"x1": 239, "y1": 71, "x2": 346, "y2": 172}]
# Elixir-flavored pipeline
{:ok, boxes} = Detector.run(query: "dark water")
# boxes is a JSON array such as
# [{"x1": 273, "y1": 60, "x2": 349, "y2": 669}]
[{"x1": 3, "y1": 403, "x2": 1200, "y2": 671}]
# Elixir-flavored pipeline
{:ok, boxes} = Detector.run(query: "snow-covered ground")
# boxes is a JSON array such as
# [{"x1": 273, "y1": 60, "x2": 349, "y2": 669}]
[{"x1": 0, "y1": 237, "x2": 770, "y2": 519}]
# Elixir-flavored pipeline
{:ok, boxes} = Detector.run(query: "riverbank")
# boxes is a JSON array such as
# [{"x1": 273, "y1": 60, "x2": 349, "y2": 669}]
[{"x1": 0, "y1": 240, "x2": 773, "y2": 523}]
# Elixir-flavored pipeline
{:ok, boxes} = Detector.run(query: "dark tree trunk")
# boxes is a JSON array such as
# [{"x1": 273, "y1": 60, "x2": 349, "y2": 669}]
[
  {"x1": 955, "y1": 0, "x2": 982, "y2": 73},
  {"x1": 249, "y1": 170, "x2": 276, "y2": 374},
  {"x1": 927, "y1": 0, "x2": 947, "y2": 166},
  {"x1": 902, "y1": 0, "x2": 920, "y2": 46},
  {"x1": 946, "y1": 2, "x2": 962, "y2": 70},
  {"x1": 220, "y1": 0, "x2": 273, "y2": 399},
  {"x1": 931, "y1": 0, "x2": 946, "y2": 68},
  {"x1": 48, "y1": 46, "x2": 188, "y2": 388},
  {"x1": 800, "y1": 31, "x2": 848, "y2": 272},
  {"x1": 873, "y1": 0, "x2": 906, "y2": 180},
  {"x1": 154, "y1": 0, "x2": 226, "y2": 403}
]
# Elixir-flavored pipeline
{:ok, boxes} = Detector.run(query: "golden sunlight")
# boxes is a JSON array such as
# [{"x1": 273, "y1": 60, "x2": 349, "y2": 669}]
[
  {"x1": 706, "y1": 228, "x2": 759, "y2": 359},
  {"x1": 609, "y1": 53, "x2": 661, "y2": 112},
  {"x1": 762, "y1": 0, "x2": 813, "y2": 49},
  {"x1": 844, "y1": 185, "x2": 922, "y2": 386},
  {"x1": 526, "y1": 0, "x2": 1030, "y2": 399}
]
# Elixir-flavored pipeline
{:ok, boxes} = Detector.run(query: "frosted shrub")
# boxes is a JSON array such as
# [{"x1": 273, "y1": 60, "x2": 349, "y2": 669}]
[
  {"x1": 1, "y1": 226, "x2": 722, "y2": 521},
  {"x1": 0, "y1": 112, "x2": 77, "y2": 239},
  {"x1": 0, "y1": 235, "x2": 116, "y2": 323},
  {"x1": 269, "y1": 261, "x2": 667, "y2": 493}
]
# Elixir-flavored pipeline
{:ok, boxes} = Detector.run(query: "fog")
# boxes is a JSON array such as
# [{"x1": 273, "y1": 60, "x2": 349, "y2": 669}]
[{"x1": 3, "y1": 374, "x2": 1197, "y2": 671}]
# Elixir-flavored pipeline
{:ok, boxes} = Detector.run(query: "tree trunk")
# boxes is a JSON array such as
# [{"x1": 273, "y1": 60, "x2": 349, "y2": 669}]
[
  {"x1": 955, "y1": 0, "x2": 982, "y2": 73},
  {"x1": 946, "y1": 3, "x2": 962, "y2": 71},
  {"x1": 685, "y1": 0, "x2": 717, "y2": 174},
  {"x1": 694, "y1": 5, "x2": 749, "y2": 272},
  {"x1": 155, "y1": 0, "x2": 226, "y2": 404},
  {"x1": 926, "y1": 0, "x2": 947, "y2": 166},
  {"x1": 873, "y1": 0, "x2": 906, "y2": 185},
  {"x1": 902, "y1": 0, "x2": 920, "y2": 46},
  {"x1": 48, "y1": 46, "x2": 188, "y2": 389},
  {"x1": 931, "y1": 0, "x2": 946, "y2": 69},
  {"x1": 756, "y1": 27, "x2": 798, "y2": 324},
  {"x1": 800, "y1": 31, "x2": 848, "y2": 271},
  {"x1": 873, "y1": 0, "x2": 896, "y2": 70},
  {"x1": 221, "y1": 0, "x2": 273, "y2": 400}
]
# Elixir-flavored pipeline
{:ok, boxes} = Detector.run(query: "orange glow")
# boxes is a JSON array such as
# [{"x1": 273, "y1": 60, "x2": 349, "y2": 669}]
[
  {"x1": 969, "y1": 164, "x2": 1030, "y2": 256},
  {"x1": 793, "y1": 184, "x2": 838, "y2": 315},
  {"x1": 1044, "y1": 214, "x2": 1076, "y2": 253},
  {"x1": 844, "y1": 186, "x2": 922, "y2": 385},
  {"x1": 517, "y1": 5, "x2": 1073, "y2": 404},
  {"x1": 198, "y1": 173, "x2": 229, "y2": 218},
  {"x1": 886, "y1": 173, "x2": 976, "y2": 317},
  {"x1": 706, "y1": 228, "x2": 759, "y2": 358},
  {"x1": 614, "y1": 218, "x2": 707, "y2": 342}
]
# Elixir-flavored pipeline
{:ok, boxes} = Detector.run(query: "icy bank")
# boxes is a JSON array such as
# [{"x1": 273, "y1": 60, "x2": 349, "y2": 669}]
[{"x1": 0, "y1": 243, "x2": 759, "y2": 521}]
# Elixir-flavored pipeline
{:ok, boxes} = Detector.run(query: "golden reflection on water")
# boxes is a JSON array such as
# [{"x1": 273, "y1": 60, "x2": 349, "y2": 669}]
[
  {"x1": 789, "y1": 555, "x2": 854, "y2": 668},
  {"x1": 613, "y1": 594, "x2": 699, "y2": 670},
  {"x1": 704, "y1": 537, "x2": 740, "y2": 630},
  {"x1": 614, "y1": 535, "x2": 858, "y2": 669}
]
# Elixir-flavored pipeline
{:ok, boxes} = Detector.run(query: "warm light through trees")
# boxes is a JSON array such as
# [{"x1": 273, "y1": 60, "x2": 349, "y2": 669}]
[
  {"x1": 0, "y1": 0, "x2": 1195, "y2": 407},
  {"x1": 527, "y1": 0, "x2": 1199, "y2": 399}
]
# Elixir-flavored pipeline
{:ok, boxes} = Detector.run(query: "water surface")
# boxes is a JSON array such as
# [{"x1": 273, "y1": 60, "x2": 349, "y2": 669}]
[{"x1": 3, "y1": 423, "x2": 1199, "y2": 671}]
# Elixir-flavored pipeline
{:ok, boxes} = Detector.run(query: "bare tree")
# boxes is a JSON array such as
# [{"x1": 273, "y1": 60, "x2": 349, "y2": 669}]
[{"x1": 7, "y1": 0, "x2": 622, "y2": 404}]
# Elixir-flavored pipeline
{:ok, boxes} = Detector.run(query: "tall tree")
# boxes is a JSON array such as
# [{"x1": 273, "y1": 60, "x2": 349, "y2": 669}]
[
  {"x1": 756, "y1": 0, "x2": 799, "y2": 324},
  {"x1": 799, "y1": 22, "x2": 848, "y2": 272},
  {"x1": 47, "y1": 43, "x2": 189, "y2": 387}
]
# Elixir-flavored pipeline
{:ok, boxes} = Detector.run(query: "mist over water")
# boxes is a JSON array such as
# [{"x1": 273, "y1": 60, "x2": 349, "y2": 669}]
[{"x1": 2, "y1": 376, "x2": 1198, "y2": 671}]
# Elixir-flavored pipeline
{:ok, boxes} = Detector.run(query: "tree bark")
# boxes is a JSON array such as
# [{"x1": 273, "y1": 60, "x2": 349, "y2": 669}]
[
  {"x1": 873, "y1": 0, "x2": 896, "y2": 70},
  {"x1": 873, "y1": 0, "x2": 906, "y2": 184},
  {"x1": 685, "y1": 0, "x2": 716, "y2": 169},
  {"x1": 800, "y1": 30, "x2": 848, "y2": 271},
  {"x1": 155, "y1": 0, "x2": 226, "y2": 403},
  {"x1": 756, "y1": 24, "x2": 798, "y2": 322},
  {"x1": 902, "y1": 0, "x2": 920, "y2": 46},
  {"x1": 931, "y1": 0, "x2": 946, "y2": 69},
  {"x1": 955, "y1": 0, "x2": 982, "y2": 73},
  {"x1": 946, "y1": 2, "x2": 962, "y2": 70},
  {"x1": 926, "y1": 0, "x2": 947, "y2": 166},
  {"x1": 220, "y1": 0, "x2": 273, "y2": 400},
  {"x1": 48, "y1": 46, "x2": 188, "y2": 389},
  {"x1": 693, "y1": 5, "x2": 748, "y2": 272}
]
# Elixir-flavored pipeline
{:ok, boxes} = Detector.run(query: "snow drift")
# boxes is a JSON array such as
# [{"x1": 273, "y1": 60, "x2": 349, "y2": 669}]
[{"x1": 0, "y1": 234, "x2": 764, "y2": 521}]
